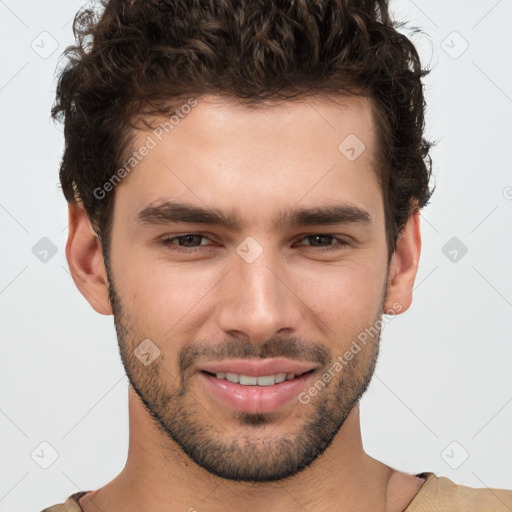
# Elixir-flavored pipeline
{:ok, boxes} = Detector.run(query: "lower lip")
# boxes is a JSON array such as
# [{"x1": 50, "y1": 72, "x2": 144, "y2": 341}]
[{"x1": 199, "y1": 371, "x2": 314, "y2": 414}]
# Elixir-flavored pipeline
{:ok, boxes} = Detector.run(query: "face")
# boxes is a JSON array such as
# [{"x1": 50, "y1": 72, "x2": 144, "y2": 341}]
[{"x1": 91, "y1": 94, "x2": 404, "y2": 482}]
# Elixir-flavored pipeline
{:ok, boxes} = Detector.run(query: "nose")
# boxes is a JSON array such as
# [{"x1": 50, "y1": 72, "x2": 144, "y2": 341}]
[{"x1": 216, "y1": 244, "x2": 303, "y2": 345}]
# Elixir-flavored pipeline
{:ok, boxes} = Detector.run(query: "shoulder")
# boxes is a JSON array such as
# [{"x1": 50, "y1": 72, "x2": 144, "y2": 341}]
[
  {"x1": 39, "y1": 491, "x2": 90, "y2": 512},
  {"x1": 405, "y1": 472, "x2": 512, "y2": 512}
]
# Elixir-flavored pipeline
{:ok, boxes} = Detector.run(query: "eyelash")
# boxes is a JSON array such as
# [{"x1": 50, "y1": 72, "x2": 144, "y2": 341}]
[{"x1": 160, "y1": 233, "x2": 349, "y2": 253}]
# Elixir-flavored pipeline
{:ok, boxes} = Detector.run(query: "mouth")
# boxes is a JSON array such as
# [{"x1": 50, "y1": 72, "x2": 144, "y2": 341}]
[
  {"x1": 201, "y1": 369, "x2": 314, "y2": 386},
  {"x1": 198, "y1": 368, "x2": 317, "y2": 414}
]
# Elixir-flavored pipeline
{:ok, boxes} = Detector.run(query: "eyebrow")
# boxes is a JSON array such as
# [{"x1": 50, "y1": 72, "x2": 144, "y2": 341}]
[{"x1": 136, "y1": 200, "x2": 372, "y2": 231}]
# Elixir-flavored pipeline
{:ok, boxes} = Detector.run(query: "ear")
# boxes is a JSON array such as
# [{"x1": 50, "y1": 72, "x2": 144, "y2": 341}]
[
  {"x1": 65, "y1": 202, "x2": 113, "y2": 315},
  {"x1": 383, "y1": 209, "x2": 422, "y2": 315}
]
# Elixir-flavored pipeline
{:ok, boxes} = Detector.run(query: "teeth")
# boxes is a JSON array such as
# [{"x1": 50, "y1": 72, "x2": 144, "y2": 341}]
[
  {"x1": 275, "y1": 373, "x2": 287, "y2": 383},
  {"x1": 225, "y1": 372, "x2": 239, "y2": 383},
  {"x1": 214, "y1": 372, "x2": 298, "y2": 385},
  {"x1": 239, "y1": 375, "x2": 258, "y2": 385},
  {"x1": 257, "y1": 375, "x2": 276, "y2": 386}
]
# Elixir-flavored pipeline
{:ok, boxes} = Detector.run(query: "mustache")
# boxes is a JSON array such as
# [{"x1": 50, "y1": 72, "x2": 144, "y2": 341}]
[{"x1": 178, "y1": 336, "x2": 331, "y2": 375}]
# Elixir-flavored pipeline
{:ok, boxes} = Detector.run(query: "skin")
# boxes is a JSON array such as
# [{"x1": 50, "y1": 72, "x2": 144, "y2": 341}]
[{"x1": 67, "y1": 93, "x2": 425, "y2": 512}]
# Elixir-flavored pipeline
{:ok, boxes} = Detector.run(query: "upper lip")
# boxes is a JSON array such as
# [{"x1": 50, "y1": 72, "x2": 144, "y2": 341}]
[{"x1": 196, "y1": 358, "x2": 318, "y2": 377}]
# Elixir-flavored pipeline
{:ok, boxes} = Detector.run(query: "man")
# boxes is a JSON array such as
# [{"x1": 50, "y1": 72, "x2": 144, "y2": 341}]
[{"x1": 42, "y1": 0, "x2": 512, "y2": 511}]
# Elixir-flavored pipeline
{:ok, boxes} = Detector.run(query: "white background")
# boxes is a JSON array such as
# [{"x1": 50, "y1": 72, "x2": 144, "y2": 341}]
[{"x1": 1, "y1": 1, "x2": 511, "y2": 510}]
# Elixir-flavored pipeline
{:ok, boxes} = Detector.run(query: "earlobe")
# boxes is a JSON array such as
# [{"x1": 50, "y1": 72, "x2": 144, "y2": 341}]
[
  {"x1": 383, "y1": 209, "x2": 422, "y2": 315},
  {"x1": 65, "y1": 203, "x2": 113, "y2": 316}
]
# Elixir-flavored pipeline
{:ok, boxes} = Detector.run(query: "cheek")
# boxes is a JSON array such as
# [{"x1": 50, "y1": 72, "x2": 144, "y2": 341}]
[
  {"x1": 292, "y1": 258, "x2": 387, "y2": 338},
  {"x1": 117, "y1": 256, "x2": 222, "y2": 335}
]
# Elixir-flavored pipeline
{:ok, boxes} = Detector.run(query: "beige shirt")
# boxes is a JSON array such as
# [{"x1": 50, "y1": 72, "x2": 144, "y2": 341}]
[{"x1": 40, "y1": 472, "x2": 512, "y2": 511}]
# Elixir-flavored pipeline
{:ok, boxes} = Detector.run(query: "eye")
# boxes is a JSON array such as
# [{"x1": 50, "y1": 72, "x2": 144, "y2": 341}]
[
  {"x1": 294, "y1": 234, "x2": 349, "y2": 252},
  {"x1": 160, "y1": 233, "x2": 214, "y2": 253}
]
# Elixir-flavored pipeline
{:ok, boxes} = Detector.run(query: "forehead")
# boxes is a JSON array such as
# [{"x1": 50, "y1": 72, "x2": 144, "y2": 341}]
[{"x1": 114, "y1": 93, "x2": 383, "y2": 228}]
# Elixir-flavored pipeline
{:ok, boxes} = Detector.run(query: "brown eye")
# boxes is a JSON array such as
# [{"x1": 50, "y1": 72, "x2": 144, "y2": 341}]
[
  {"x1": 161, "y1": 233, "x2": 213, "y2": 253},
  {"x1": 295, "y1": 235, "x2": 348, "y2": 252}
]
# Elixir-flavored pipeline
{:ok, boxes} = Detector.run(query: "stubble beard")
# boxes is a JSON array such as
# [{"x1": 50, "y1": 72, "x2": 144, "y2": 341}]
[{"x1": 104, "y1": 256, "x2": 386, "y2": 483}]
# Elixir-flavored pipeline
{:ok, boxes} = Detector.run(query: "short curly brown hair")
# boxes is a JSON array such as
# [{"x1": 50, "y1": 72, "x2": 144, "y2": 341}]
[{"x1": 52, "y1": 0, "x2": 434, "y2": 263}]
